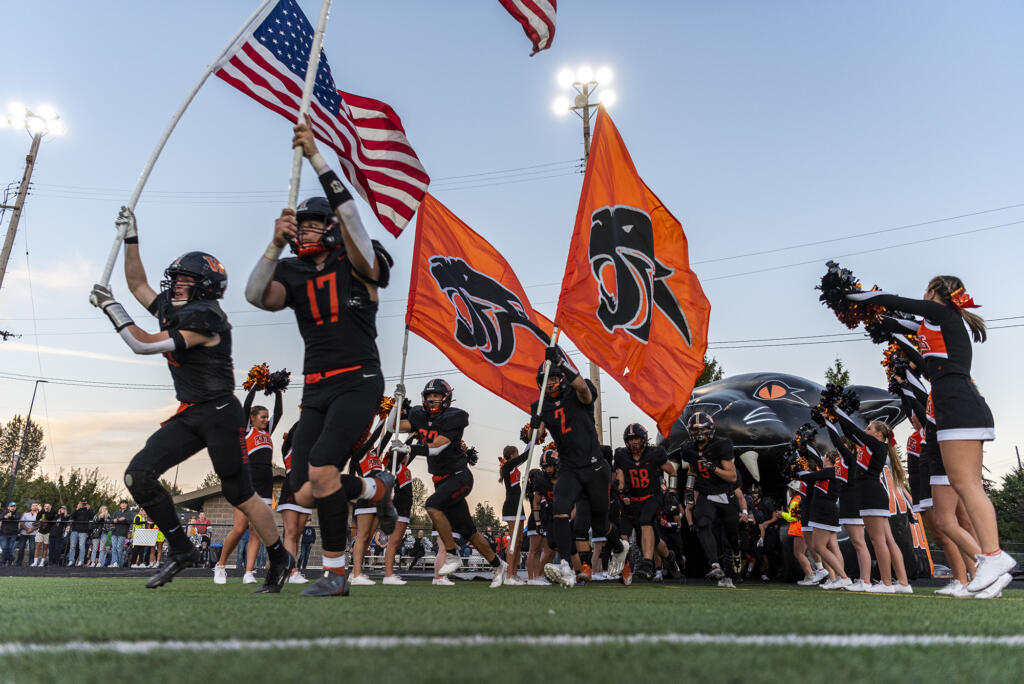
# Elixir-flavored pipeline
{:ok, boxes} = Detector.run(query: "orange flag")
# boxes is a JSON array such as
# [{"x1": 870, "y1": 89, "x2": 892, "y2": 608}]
[
  {"x1": 557, "y1": 107, "x2": 711, "y2": 436},
  {"x1": 407, "y1": 194, "x2": 554, "y2": 413}
]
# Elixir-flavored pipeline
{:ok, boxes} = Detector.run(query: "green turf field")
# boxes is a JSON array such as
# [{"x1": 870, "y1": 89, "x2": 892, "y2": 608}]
[{"x1": 1, "y1": 578, "x2": 1023, "y2": 683}]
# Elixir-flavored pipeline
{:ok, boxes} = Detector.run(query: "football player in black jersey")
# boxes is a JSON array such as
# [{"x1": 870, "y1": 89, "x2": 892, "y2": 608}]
[
  {"x1": 388, "y1": 379, "x2": 507, "y2": 587},
  {"x1": 89, "y1": 209, "x2": 293, "y2": 592},
  {"x1": 675, "y1": 412, "x2": 739, "y2": 588},
  {"x1": 614, "y1": 423, "x2": 676, "y2": 580},
  {"x1": 243, "y1": 121, "x2": 397, "y2": 597},
  {"x1": 530, "y1": 346, "x2": 629, "y2": 588}
]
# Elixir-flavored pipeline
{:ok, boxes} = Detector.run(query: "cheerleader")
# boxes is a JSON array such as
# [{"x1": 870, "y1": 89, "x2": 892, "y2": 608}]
[
  {"x1": 798, "y1": 450, "x2": 851, "y2": 589},
  {"x1": 498, "y1": 442, "x2": 530, "y2": 585},
  {"x1": 824, "y1": 425, "x2": 872, "y2": 591},
  {"x1": 850, "y1": 277, "x2": 1011, "y2": 597},
  {"x1": 349, "y1": 448, "x2": 385, "y2": 585},
  {"x1": 829, "y1": 410, "x2": 911, "y2": 593}
]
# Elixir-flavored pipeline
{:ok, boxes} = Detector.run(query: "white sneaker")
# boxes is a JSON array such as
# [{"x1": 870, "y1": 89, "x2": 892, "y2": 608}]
[
  {"x1": 813, "y1": 568, "x2": 830, "y2": 583},
  {"x1": 150, "y1": 562, "x2": 159, "y2": 568},
  {"x1": 934, "y1": 579, "x2": 960, "y2": 596},
  {"x1": 820, "y1": 579, "x2": 837, "y2": 590},
  {"x1": 843, "y1": 579, "x2": 868, "y2": 592},
  {"x1": 796, "y1": 575, "x2": 818, "y2": 586},
  {"x1": 973, "y1": 572, "x2": 1012, "y2": 599},
  {"x1": 350, "y1": 573, "x2": 375, "y2": 586},
  {"x1": 608, "y1": 541, "x2": 630, "y2": 576},
  {"x1": 76, "y1": 561, "x2": 84, "y2": 567},
  {"x1": 717, "y1": 577, "x2": 736, "y2": 589},
  {"x1": 544, "y1": 560, "x2": 576, "y2": 589},
  {"x1": 591, "y1": 571, "x2": 610, "y2": 581},
  {"x1": 894, "y1": 583, "x2": 913, "y2": 594},
  {"x1": 832, "y1": 577, "x2": 853, "y2": 590},
  {"x1": 382, "y1": 574, "x2": 407, "y2": 586},
  {"x1": 489, "y1": 559, "x2": 508, "y2": 588},
  {"x1": 950, "y1": 582, "x2": 975, "y2": 598},
  {"x1": 867, "y1": 582, "x2": 896, "y2": 594},
  {"x1": 213, "y1": 565, "x2": 227, "y2": 584},
  {"x1": 432, "y1": 577, "x2": 455, "y2": 586},
  {"x1": 288, "y1": 570, "x2": 309, "y2": 584},
  {"x1": 966, "y1": 551, "x2": 1018, "y2": 593},
  {"x1": 438, "y1": 554, "x2": 462, "y2": 577},
  {"x1": 29, "y1": 559, "x2": 38, "y2": 567},
  {"x1": 527, "y1": 577, "x2": 551, "y2": 586},
  {"x1": 504, "y1": 575, "x2": 526, "y2": 586},
  {"x1": 242, "y1": 571, "x2": 257, "y2": 585}
]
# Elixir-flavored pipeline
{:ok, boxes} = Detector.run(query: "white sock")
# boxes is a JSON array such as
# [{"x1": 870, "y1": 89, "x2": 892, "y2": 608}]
[
  {"x1": 322, "y1": 554, "x2": 347, "y2": 569},
  {"x1": 815, "y1": 562, "x2": 824, "y2": 570},
  {"x1": 359, "y1": 478, "x2": 378, "y2": 502}
]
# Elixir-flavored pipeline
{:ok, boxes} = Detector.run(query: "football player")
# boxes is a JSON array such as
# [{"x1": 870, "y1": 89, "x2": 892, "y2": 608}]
[
  {"x1": 90, "y1": 212, "x2": 293, "y2": 592},
  {"x1": 676, "y1": 412, "x2": 739, "y2": 588},
  {"x1": 243, "y1": 121, "x2": 397, "y2": 597},
  {"x1": 388, "y1": 379, "x2": 507, "y2": 587},
  {"x1": 531, "y1": 347, "x2": 629, "y2": 588}
]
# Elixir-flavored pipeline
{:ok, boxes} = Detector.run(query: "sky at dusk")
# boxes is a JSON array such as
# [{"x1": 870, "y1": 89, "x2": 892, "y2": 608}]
[{"x1": 2, "y1": 1, "x2": 1023, "y2": 510}]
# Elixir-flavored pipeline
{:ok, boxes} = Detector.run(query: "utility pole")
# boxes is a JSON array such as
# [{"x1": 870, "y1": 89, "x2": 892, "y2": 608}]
[
  {"x1": 6, "y1": 380, "x2": 47, "y2": 506},
  {"x1": 0, "y1": 133, "x2": 41, "y2": 292}
]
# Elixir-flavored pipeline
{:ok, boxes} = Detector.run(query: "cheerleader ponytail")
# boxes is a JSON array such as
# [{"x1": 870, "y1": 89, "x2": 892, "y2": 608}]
[{"x1": 927, "y1": 275, "x2": 987, "y2": 343}]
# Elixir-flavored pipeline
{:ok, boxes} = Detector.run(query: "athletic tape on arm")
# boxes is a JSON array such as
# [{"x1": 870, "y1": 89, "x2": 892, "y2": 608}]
[
  {"x1": 245, "y1": 251, "x2": 279, "y2": 309},
  {"x1": 118, "y1": 328, "x2": 179, "y2": 355}
]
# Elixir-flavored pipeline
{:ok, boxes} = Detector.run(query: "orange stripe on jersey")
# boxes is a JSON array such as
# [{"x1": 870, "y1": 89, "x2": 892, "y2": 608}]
[
  {"x1": 855, "y1": 445, "x2": 871, "y2": 470},
  {"x1": 397, "y1": 463, "x2": 411, "y2": 488},
  {"x1": 359, "y1": 451, "x2": 384, "y2": 476},
  {"x1": 814, "y1": 479, "x2": 830, "y2": 495},
  {"x1": 916, "y1": 321, "x2": 948, "y2": 359},
  {"x1": 906, "y1": 430, "x2": 922, "y2": 456},
  {"x1": 834, "y1": 457, "x2": 849, "y2": 483},
  {"x1": 245, "y1": 428, "x2": 273, "y2": 455}
]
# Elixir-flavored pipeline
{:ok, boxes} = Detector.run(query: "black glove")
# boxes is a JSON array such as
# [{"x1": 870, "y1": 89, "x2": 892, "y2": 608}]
[
  {"x1": 544, "y1": 345, "x2": 580, "y2": 382},
  {"x1": 529, "y1": 414, "x2": 541, "y2": 430},
  {"x1": 698, "y1": 457, "x2": 715, "y2": 474},
  {"x1": 684, "y1": 490, "x2": 695, "y2": 507}
]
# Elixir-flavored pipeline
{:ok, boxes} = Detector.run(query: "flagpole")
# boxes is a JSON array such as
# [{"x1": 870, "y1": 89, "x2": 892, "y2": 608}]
[
  {"x1": 506, "y1": 326, "x2": 560, "y2": 572},
  {"x1": 98, "y1": 0, "x2": 276, "y2": 288},
  {"x1": 388, "y1": 326, "x2": 411, "y2": 475},
  {"x1": 287, "y1": 0, "x2": 333, "y2": 211}
]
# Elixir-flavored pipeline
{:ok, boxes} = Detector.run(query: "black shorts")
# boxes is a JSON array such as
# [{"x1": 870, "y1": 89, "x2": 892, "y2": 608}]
[
  {"x1": 426, "y1": 469, "x2": 476, "y2": 539},
  {"x1": 857, "y1": 470, "x2": 890, "y2": 517},
  {"x1": 623, "y1": 496, "x2": 660, "y2": 526},
  {"x1": 395, "y1": 484, "x2": 412, "y2": 521},
  {"x1": 808, "y1": 496, "x2": 840, "y2": 531},
  {"x1": 249, "y1": 460, "x2": 274, "y2": 500},
  {"x1": 289, "y1": 369, "x2": 383, "y2": 491},
  {"x1": 129, "y1": 396, "x2": 254, "y2": 506},
  {"x1": 692, "y1": 492, "x2": 738, "y2": 524},
  {"x1": 932, "y1": 375, "x2": 995, "y2": 442},
  {"x1": 838, "y1": 483, "x2": 861, "y2": 524},
  {"x1": 276, "y1": 473, "x2": 313, "y2": 514}
]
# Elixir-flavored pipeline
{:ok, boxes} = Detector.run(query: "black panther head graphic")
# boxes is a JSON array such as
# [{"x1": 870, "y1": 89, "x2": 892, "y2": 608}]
[
  {"x1": 588, "y1": 205, "x2": 693, "y2": 346},
  {"x1": 428, "y1": 255, "x2": 550, "y2": 366}
]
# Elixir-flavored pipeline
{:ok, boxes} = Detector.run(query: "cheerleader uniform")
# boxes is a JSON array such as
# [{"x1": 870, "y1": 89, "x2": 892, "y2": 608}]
[
  {"x1": 242, "y1": 388, "x2": 283, "y2": 506},
  {"x1": 276, "y1": 423, "x2": 313, "y2": 515},
  {"x1": 500, "y1": 449, "x2": 530, "y2": 522},
  {"x1": 831, "y1": 409, "x2": 891, "y2": 518},
  {"x1": 848, "y1": 291, "x2": 994, "y2": 441},
  {"x1": 825, "y1": 422, "x2": 862, "y2": 526},
  {"x1": 801, "y1": 468, "x2": 841, "y2": 533}
]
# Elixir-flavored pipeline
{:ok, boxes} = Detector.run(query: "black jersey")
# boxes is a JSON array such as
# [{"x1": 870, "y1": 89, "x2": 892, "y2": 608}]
[
  {"x1": 501, "y1": 449, "x2": 529, "y2": 496},
  {"x1": 614, "y1": 445, "x2": 668, "y2": 499},
  {"x1": 530, "y1": 379, "x2": 601, "y2": 469},
  {"x1": 146, "y1": 292, "x2": 234, "y2": 403},
  {"x1": 677, "y1": 436, "x2": 736, "y2": 496},
  {"x1": 273, "y1": 251, "x2": 382, "y2": 374},
  {"x1": 407, "y1": 405, "x2": 469, "y2": 476},
  {"x1": 657, "y1": 494, "x2": 682, "y2": 529},
  {"x1": 532, "y1": 469, "x2": 556, "y2": 510}
]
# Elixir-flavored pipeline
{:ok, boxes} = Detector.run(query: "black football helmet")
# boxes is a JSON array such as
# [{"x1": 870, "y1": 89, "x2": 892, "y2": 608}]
[
  {"x1": 537, "y1": 363, "x2": 568, "y2": 399},
  {"x1": 540, "y1": 449, "x2": 559, "y2": 472},
  {"x1": 421, "y1": 378, "x2": 453, "y2": 416},
  {"x1": 161, "y1": 251, "x2": 227, "y2": 304},
  {"x1": 623, "y1": 423, "x2": 648, "y2": 455},
  {"x1": 687, "y1": 412, "x2": 715, "y2": 444},
  {"x1": 292, "y1": 196, "x2": 342, "y2": 257}
]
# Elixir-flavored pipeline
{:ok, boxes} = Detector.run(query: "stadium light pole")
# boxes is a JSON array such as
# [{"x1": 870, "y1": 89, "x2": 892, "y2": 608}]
[
  {"x1": 552, "y1": 66, "x2": 617, "y2": 442},
  {"x1": 608, "y1": 416, "x2": 620, "y2": 450},
  {"x1": 0, "y1": 103, "x2": 65, "y2": 295},
  {"x1": 6, "y1": 379, "x2": 48, "y2": 506}
]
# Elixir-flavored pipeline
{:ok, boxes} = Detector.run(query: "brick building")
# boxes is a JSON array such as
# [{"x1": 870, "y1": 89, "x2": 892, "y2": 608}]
[{"x1": 173, "y1": 466, "x2": 325, "y2": 568}]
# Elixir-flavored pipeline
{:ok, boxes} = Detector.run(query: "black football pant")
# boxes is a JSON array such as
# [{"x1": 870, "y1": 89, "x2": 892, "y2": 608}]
[
  {"x1": 125, "y1": 398, "x2": 254, "y2": 555},
  {"x1": 425, "y1": 469, "x2": 478, "y2": 540},
  {"x1": 693, "y1": 495, "x2": 739, "y2": 577},
  {"x1": 551, "y1": 461, "x2": 618, "y2": 565}
]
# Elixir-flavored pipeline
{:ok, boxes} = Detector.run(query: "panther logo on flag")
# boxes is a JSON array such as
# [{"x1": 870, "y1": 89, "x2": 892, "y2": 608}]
[
  {"x1": 588, "y1": 205, "x2": 693, "y2": 346},
  {"x1": 428, "y1": 255, "x2": 551, "y2": 366}
]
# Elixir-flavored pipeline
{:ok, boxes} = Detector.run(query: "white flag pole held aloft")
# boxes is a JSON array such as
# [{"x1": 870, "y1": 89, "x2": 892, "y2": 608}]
[
  {"x1": 506, "y1": 327, "x2": 561, "y2": 568},
  {"x1": 97, "y1": 0, "x2": 276, "y2": 288}
]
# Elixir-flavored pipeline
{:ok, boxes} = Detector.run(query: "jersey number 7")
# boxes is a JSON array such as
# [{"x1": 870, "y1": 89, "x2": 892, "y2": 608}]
[{"x1": 554, "y1": 407, "x2": 572, "y2": 435}]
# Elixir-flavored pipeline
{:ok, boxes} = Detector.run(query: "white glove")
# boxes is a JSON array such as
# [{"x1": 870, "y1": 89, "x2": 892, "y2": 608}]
[
  {"x1": 390, "y1": 442, "x2": 411, "y2": 456},
  {"x1": 116, "y1": 205, "x2": 137, "y2": 240}
]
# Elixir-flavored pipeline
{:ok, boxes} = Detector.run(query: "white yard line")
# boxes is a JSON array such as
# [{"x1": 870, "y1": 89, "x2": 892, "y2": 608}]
[{"x1": 2, "y1": 633, "x2": 1024, "y2": 656}]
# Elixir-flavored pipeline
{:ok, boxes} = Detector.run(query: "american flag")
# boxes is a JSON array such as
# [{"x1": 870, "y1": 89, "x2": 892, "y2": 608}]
[
  {"x1": 499, "y1": 0, "x2": 557, "y2": 55},
  {"x1": 214, "y1": 0, "x2": 429, "y2": 237}
]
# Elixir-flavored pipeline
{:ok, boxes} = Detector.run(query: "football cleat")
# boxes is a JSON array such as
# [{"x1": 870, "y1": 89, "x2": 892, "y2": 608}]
[
  {"x1": 544, "y1": 560, "x2": 576, "y2": 589},
  {"x1": 145, "y1": 547, "x2": 201, "y2": 589},
  {"x1": 213, "y1": 565, "x2": 227, "y2": 585},
  {"x1": 607, "y1": 540, "x2": 630, "y2": 576},
  {"x1": 438, "y1": 553, "x2": 462, "y2": 577},
  {"x1": 576, "y1": 562, "x2": 592, "y2": 584},
  {"x1": 301, "y1": 570, "x2": 350, "y2": 597},
  {"x1": 663, "y1": 551, "x2": 683, "y2": 580},
  {"x1": 489, "y1": 559, "x2": 508, "y2": 588},
  {"x1": 256, "y1": 550, "x2": 296, "y2": 594},
  {"x1": 706, "y1": 563, "x2": 725, "y2": 581},
  {"x1": 372, "y1": 471, "x2": 399, "y2": 536},
  {"x1": 621, "y1": 562, "x2": 633, "y2": 586}
]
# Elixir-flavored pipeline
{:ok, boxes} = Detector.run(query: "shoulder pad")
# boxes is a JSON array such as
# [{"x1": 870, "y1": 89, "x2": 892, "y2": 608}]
[
  {"x1": 407, "y1": 405, "x2": 428, "y2": 427},
  {"x1": 174, "y1": 300, "x2": 229, "y2": 335},
  {"x1": 437, "y1": 407, "x2": 469, "y2": 431}
]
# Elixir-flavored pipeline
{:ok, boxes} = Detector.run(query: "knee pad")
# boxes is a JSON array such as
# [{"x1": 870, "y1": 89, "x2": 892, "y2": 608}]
[{"x1": 123, "y1": 469, "x2": 165, "y2": 508}]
